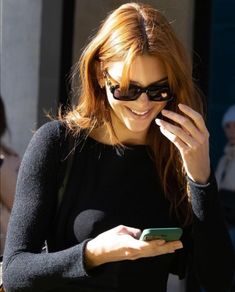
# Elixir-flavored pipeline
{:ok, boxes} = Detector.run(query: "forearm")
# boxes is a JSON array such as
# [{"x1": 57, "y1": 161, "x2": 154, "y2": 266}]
[{"x1": 3, "y1": 241, "x2": 90, "y2": 291}]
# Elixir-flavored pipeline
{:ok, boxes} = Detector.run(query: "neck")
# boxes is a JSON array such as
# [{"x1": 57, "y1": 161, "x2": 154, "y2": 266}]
[
  {"x1": 90, "y1": 120, "x2": 148, "y2": 146},
  {"x1": 110, "y1": 112, "x2": 148, "y2": 145}
]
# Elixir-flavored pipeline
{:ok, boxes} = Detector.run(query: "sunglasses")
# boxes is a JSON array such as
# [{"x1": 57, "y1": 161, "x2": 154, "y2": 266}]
[{"x1": 103, "y1": 70, "x2": 174, "y2": 102}]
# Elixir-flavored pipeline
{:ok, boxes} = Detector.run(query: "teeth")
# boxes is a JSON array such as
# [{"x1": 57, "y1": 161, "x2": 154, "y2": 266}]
[{"x1": 131, "y1": 109, "x2": 149, "y2": 116}]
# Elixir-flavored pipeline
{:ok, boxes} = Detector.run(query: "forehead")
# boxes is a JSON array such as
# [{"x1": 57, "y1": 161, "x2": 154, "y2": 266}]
[
  {"x1": 107, "y1": 55, "x2": 167, "y2": 86},
  {"x1": 108, "y1": 62, "x2": 123, "y2": 79}
]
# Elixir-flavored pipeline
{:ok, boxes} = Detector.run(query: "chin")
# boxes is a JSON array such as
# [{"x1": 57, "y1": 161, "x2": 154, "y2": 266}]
[{"x1": 125, "y1": 122, "x2": 151, "y2": 134}]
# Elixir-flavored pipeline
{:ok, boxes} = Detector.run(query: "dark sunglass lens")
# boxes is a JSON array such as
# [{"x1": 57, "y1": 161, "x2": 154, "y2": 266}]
[
  {"x1": 111, "y1": 85, "x2": 126, "y2": 100},
  {"x1": 113, "y1": 88, "x2": 131, "y2": 100},
  {"x1": 112, "y1": 87, "x2": 122, "y2": 99},
  {"x1": 113, "y1": 85, "x2": 140, "y2": 100},
  {"x1": 127, "y1": 85, "x2": 141, "y2": 99},
  {"x1": 148, "y1": 87, "x2": 171, "y2": 101}
]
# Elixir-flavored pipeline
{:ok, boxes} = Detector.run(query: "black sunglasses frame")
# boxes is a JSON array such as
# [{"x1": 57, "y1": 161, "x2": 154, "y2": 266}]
[{"x1": 103, "y1": 70, "x2": 174, "y2": 102}]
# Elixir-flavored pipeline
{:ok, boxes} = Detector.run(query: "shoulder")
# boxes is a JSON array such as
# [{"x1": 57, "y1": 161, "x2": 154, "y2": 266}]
[
  {"x1": 29, "y1": 120, "x2": 89, "y2": 162},
  {"x1": 29, "y1": 120, "x2": 70, "y2": 149},
  {"x1": 18, "y1": 120, "x2": 73, "y2": 178},
  {"x1": 34, "y1": 120, "x2": 65, "y2": 139},
  {"x1": 30, "y1": 120, "x2": 87, "y2": 158},
  {"x1": 22, "y1": 120, "x2": 71, "y2": 164}
]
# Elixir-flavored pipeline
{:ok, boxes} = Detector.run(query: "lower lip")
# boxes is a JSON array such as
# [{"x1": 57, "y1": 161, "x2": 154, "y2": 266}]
[{"x1": 126, "y1": 107, "x2": 152, "y2": 120}]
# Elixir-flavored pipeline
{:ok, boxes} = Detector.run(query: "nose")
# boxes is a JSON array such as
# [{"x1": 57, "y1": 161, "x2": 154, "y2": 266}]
[{"x1": 137, "y1": 92, "x2": 150, "y2": 104}]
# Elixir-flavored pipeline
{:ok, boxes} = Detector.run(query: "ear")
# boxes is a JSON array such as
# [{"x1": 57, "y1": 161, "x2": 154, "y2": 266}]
[{"x1": 94, "y1": 61, "x2": 105, "y2": 88}]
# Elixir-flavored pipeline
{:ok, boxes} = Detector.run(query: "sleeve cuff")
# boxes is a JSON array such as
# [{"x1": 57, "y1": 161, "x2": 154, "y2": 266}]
[
  {"x1": 187, "y1": 176, "x2": 210, "y2": 188},
  {"x1": 187, "y1": 172, "x2": 219, "y2": 221}
]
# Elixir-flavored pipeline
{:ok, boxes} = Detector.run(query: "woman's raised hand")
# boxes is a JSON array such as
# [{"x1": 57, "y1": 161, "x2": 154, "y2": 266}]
[
  {"x1": 84, "y1": 225, "x2": 183, "y2": 269},
  {"x1": 155, "y1": 103, "x2": 210, "y2": 184}
]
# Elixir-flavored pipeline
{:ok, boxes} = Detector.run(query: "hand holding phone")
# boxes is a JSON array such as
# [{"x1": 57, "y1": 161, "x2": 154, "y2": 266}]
[{"x1": 139, "y1": 227, "x2": 183, "y2": 241}]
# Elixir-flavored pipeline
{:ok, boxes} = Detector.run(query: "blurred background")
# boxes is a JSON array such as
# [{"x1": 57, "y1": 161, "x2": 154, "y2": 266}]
[{"x1": 1, "y1": 0, "x2": 234, "y2": 168}]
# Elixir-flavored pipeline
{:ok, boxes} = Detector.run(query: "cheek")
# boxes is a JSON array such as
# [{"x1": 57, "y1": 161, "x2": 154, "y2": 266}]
[
  {"x1": 106, "y1": 89, "x2": 115, "y2": 109},
  {"x1": 152, "y1": 102, "x2": 167, "y2": 115},
  {"x1": 107, "y1": 93, "x2": 118, "y2": 108},
  {"x1": 106, "y1": 91, "x2": 124, "y2": 115}
]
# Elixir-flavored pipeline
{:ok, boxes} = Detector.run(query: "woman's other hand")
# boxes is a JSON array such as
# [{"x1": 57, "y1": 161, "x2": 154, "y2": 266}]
[
  {"x1": 84, "y1": 225, "x2": 183, "y2": 269},
  {"x1": 155, "y1": 103, "x2": 210, "y2": 184}
]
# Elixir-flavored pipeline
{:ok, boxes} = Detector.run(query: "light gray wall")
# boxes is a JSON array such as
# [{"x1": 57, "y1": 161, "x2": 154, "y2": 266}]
[
  {"x1": 1, "y1": 0, "x2": 42, "y2": 156},
  {"x1": 0, "y1": 0, "x2": 63, "y2": 156}
]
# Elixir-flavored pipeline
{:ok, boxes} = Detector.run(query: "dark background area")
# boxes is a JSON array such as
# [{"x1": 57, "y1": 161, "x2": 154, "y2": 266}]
[
  {"x1": 208, "y1": 0, "x2": 235, "y2": 168},
  {"x1": 193, "y1": 0, "x2": 235, "y2": 169}
]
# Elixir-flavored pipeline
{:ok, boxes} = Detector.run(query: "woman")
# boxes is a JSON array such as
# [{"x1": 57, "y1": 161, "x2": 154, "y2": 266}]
[
  {"x1": 3, "y1": 3, "x2": 234, "y2": 291},
  {"x1": 0, "y1": 96, "x2": 20, "y2": 255}
]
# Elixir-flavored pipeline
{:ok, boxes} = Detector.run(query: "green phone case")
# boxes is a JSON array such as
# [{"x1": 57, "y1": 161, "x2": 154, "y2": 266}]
[{"x1": 139, "y1": 227, "x2": 183, "y2": 241}]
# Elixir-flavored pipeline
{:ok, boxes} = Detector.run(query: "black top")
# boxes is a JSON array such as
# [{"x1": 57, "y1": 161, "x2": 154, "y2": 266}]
[{"x1": 2, "y1": 121, "x2": 234, "y2": 292}]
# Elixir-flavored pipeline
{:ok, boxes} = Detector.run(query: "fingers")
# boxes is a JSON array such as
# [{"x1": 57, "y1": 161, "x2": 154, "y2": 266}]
[
  {"x1": 161, "y1": 109, "x2": 205, "y2": 144},
  {"x1": 123, "y1": 239, "x2": 184, "y2": 261},
  {"x1": 113, "y1": 225, "x2": 142, "y2": 239},
  {"x1": 155, "y1": 103, "x2": 209, "y2": 148},
  {"x1": 152, "y1": 240, "x2": 183, "y2": 254},
  {"x1": 139, "y1": 239, "x2": 184, "y2": 257},
  {"x1": 156, "y1": 119, "x2": 197, "y2": 149},
  {"x1": 159, "y1": 240, "x2": 183, "y2": 254},
  {"x1": 178, "y1": 103, "x2": 208, "y2": 134},
  {"x1": 155, "y1": 103, "x2": 210, "y2": 183}
]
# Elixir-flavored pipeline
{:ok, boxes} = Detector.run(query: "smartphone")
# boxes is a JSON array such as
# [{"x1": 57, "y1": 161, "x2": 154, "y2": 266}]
[{"x1": 139, "y1": 227, "x2": 183, "y2": 241}]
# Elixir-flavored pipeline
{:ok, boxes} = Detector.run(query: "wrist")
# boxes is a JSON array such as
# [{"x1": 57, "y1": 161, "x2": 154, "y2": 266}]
[
  {"x1": 84, "y1": 239, "x2": 103, "y2": 269},
  {"x1": 188, "y1": 169, "x2": 211, "y2": 185}
]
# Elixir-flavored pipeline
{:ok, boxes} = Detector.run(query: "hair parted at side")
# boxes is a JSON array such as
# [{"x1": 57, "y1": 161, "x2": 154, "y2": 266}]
[{"x1": 60, "y1": 2, "x2": 205, "y2": 225}]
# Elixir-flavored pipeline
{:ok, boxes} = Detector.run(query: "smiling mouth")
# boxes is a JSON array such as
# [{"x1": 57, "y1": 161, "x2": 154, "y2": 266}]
[{"x1": 128, "y1": 108, "x2": 151, "y2": 117}]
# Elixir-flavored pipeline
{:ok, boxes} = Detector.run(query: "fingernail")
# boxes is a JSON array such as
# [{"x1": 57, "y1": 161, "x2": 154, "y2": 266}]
[{"x1": 155, "y1": 118, "x2": 161, "y2": 124}]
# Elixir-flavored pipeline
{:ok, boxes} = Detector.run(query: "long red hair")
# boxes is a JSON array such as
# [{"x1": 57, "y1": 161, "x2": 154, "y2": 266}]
[{"x1": 61, "y1": 2, "x2": 205, "y2": 225}]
